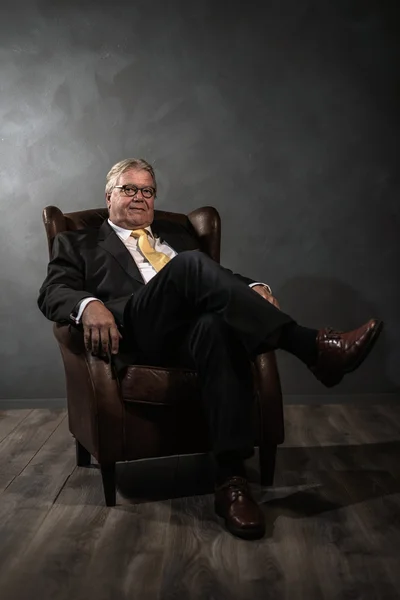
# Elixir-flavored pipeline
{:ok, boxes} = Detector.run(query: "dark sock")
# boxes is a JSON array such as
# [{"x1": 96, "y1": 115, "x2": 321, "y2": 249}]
[
  {"x1": 215, "y1": 451, "x2": 247, "y2": 485},
  {"x1": 278, "y1": 323, "x2": 319, "y2": 367}
]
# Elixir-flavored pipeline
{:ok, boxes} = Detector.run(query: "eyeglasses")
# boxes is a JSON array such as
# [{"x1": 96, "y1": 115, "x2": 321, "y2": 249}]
[{"x1": 114, "y1": 184, "x2": 156, "y2": 199}]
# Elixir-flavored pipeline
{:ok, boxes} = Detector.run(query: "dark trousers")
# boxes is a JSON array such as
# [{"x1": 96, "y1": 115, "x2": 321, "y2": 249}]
[{"x1": 124, "y1": 250, "x2": 293, "y2": 458}]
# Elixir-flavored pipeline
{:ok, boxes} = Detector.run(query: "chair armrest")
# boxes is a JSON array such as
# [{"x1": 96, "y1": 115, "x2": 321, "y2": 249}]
[
  {"x1": 53, "y1": 323, "x2": 125, "y2": 463},
  {"x1": 252, "y1": 350, "x2": 284, "y2": 445}
]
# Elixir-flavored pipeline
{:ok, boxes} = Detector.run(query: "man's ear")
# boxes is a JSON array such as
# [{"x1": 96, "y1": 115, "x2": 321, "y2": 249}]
[{"x1": 105, "y1": 192, "x2": 111, "y2": 208}]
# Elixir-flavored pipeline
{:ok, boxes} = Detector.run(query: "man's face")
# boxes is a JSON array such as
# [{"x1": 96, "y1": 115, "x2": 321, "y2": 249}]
[{"x1": 106, "y1": 168, "x2": 155, "y2": 230}]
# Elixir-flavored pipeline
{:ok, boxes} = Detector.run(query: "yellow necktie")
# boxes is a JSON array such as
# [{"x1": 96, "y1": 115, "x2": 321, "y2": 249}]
[{"x1": 130, "y1": 228, "x2": 172, "y2": 272}]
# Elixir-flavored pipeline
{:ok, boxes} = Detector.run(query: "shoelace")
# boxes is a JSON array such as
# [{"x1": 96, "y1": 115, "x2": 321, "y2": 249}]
[
  {"x1": 323, "y1": 328, "x2": 342, "y2": 338},
  {"x1": 217, "y1": 477, "x2": 250, "y2": 501}
]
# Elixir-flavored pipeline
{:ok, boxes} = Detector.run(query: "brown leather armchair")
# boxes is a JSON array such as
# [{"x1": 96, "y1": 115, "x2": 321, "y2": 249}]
[{"x1": 42, "y1": 205, "x2": 284, "y2": 506}]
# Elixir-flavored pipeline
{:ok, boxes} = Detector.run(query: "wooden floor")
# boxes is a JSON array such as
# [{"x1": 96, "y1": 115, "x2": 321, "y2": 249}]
[{"x1": 0, "y1": 404, "x2": 400, "y2": 600}]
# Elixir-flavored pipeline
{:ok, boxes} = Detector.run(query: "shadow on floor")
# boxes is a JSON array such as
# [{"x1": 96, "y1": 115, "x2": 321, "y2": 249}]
[{"x1": 110, "y1": 441, "x2": 400, "y2": 527}]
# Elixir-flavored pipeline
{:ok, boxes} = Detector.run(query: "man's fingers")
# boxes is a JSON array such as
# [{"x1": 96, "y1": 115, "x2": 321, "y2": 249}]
[
  {"x1": 109, "y1": 326, "x2": 121, "y2": 355},
  {"x1": 81, "y1": 300, "x2": 122, "y2": 357},
  {"x1": 269, "y1": 297, "x2": 280, "y2": 309},
  {"x1": 83, "y1": 326, "x2": 92, "y2": 352},
  {"x1": 83, "y1": 319, "x2": 121, "y2": 358},
  {"x1": 82, "y1": 301, "x2": 122, "y2": 357},
  {"x1": 100, "y1": 327, "x2": 111, "y2": 356},
  {"x1": 90, "y1": 328, "x2": 100, "y2": 355}
]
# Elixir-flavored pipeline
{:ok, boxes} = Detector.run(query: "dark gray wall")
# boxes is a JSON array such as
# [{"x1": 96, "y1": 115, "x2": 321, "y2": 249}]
[{"x1": 1, "y1": 0, "x2": 399, "y2": 400}]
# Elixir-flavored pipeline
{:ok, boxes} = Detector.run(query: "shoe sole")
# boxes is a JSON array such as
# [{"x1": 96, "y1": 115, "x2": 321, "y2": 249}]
[{"x1": 215, "y1": 503, "x2": 266, "y2": 540}]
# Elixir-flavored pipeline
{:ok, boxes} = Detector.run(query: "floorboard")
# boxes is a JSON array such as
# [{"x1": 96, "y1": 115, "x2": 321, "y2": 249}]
[
  {"x1": 0, "y1": 408, "x2": 66, "y2": 491},
  {"x1": 0, "y1": 410, "x2": 32, "y2": 444},
  {"x1": 0, "y1": 411, "x2": 74, "y2": 583},
  {"x1": 0, "y1": 404, "x2": 399, "y2": 600}
]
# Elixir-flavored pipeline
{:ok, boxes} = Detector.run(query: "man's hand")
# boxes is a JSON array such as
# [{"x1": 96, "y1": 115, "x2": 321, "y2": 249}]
[
  {"x1": 81, "y1": 301, "x2": 122, "y2": 357},
  {"x1": 252, "y1": 285, "x2": 280, "y2": 309}
]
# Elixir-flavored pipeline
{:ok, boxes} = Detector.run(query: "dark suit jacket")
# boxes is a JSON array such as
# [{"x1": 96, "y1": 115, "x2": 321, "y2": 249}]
[{"x1": 38, "y1": 218, "x2": 257, "y2": 337}]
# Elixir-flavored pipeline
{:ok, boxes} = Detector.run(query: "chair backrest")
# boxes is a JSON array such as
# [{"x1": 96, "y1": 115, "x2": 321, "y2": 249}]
[{"x1": 42, "y1": 205, "x2": 221, "y2": 263}]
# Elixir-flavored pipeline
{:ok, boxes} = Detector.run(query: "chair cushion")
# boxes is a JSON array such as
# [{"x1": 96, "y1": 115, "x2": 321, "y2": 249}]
[{"x1": 120, "y1": 364, "x2": 201, "y2": 406}]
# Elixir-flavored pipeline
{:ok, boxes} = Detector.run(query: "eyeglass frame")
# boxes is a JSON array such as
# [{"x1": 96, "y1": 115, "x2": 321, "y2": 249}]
[{"x1": 114, "y1": 184, "x2": 156, "y2": 199}]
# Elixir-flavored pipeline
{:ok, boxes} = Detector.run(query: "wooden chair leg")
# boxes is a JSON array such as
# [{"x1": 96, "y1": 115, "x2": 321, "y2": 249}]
[
  {"x1": 100, "y1": 463, "x2": 116, "y2": 507},
  {"x1": 75, "y1": 439, "x2": 91, "y2": 467},
  {"x1": 259, "y1": 443, "x2": 277, "y2": 487}
]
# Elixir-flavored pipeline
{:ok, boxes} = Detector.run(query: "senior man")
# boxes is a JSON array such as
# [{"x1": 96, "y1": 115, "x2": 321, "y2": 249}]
[{"x1": 38, "y1": 158, "x2": 383, "y2": 540}]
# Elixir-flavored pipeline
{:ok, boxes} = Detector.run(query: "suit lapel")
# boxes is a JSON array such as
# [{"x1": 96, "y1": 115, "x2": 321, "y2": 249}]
[{"x1": 98, "y1": 221, "x2": 144, "y2": 284}]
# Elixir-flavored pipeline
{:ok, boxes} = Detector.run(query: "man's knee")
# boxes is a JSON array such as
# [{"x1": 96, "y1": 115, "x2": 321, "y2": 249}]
[{"x1": 169, "y1": 249, "x2": 210, "y2": 273}]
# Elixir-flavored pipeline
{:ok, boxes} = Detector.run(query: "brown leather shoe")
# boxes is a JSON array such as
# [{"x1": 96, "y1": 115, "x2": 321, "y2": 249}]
[
  {"x1": 309, "y1": 318, "x2": 383, "y2": 388},
  {"x1": 214, "y1": 476, "x2": 265, "y2": 540}
]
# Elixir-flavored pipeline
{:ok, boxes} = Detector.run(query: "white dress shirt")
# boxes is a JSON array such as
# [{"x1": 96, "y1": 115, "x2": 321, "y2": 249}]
[{"x1": 74, "y1": 219, "x2": 272, "y2": 323}]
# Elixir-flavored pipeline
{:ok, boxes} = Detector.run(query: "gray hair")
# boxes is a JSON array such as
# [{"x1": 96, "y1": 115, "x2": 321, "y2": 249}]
[{"x1": 105, "y1": 158, "x2": 157, "y2": 195}]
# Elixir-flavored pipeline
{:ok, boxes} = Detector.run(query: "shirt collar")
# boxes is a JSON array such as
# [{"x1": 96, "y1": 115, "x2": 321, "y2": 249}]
[{"x1": 107, "y1": 219, "x2": 154, "y2": 241}]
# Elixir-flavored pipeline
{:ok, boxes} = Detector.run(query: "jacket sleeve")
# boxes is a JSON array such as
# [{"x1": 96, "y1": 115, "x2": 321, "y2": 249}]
[
  {"x1": 217, "y1": 263, "x2": 257, "y2": 287},
  {"x1": 234, "y1": 273, "x2": 256, "y2": 286},
  {"x1": 37, "y1": 233, "x2": 95, "y2": 324}
]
